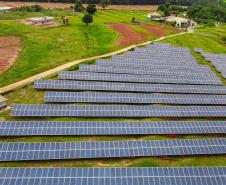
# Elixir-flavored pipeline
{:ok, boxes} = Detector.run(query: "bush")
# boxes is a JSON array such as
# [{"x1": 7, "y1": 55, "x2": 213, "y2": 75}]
[
  {"x1": 74, "y1": 0, "x2": 85, "y2": 12},
  {"x1": 82, "y1": 13, "x2": 93, "y2": 25},
  {"x1": 158, "y1": 4, "x2": 167, "y2": 11},
  {"x1": 16, "y1": 5, "x2": 43, "y2": 12},
  {"x1": 99, "y1": 0, "x2": 111, "y2": 9},
  {"x1": 86, "y1": 4, "x2": 97, "y2": 14}
]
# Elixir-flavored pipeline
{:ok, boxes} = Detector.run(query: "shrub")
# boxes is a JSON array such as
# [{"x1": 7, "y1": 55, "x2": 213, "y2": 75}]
[
  {"x1": 99, "y1": 0, "x2": 111, "y2": 9},
  {"x1": 74, "y1": 0, "x2": 85, "y2": 12},
  {"x1": 16, "y1": 5, "x2": 43, "y2": 12},
  {"x1": 82, "y1": 13, "x2": 93, "y2": 25},
  {"x1": 86, "y1": 4, "x2": 97, "y2": 14}
]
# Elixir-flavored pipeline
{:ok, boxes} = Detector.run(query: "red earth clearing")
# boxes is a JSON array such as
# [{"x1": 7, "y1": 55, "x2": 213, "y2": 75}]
[
  {"x1": 140, "y1": 24, "x2": 180, "y2": 37},
  {"x1": 0, "y1": 2, "x2": 157, "y2": 10},
  {"x1": 108, "y1": 23, "x2": 145, "y2": 47},
  {"x1": 108, "y1": 23, "x2": 179, "y2": 47},
  {"x1": 0, "y1": 36, "x2": 21, "y2": 74}
]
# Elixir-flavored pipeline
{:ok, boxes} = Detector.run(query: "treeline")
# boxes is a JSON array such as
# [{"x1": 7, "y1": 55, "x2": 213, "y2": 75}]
[
  {"x1": 187, "y1": 0, "x2": 226, "y2": 24},
  {"x1": 5, "y1": 0, "x2": 224, "y2": 6},
  {"x1": 4, "y1": 0, "x2": 193, "y2": 5}
]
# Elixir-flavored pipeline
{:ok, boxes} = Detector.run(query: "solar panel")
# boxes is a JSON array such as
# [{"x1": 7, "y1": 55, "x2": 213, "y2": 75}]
[
  {"x1": 95, "y1": 60, "x2": 211, "y2": 72},
  {"x1": 44, "y1": 91, "x2": 226, "y2": 105},
  {"x1": 58, "y1": 72, "x2": 222, "y2": 85},
  {"x1": 1, "y1": 121, "x2": 226, "y2": 136},
  {"x1": 98, "y1": 57, "x2": 198, "y2": 64},
  {"x1": 0, "y1": 138, "x2": 225, "y2": 161},
  {"x1": 79, "y1": 64, "x2": 216, "y2": 78},
  {"x1": 11, "y1": 104, "x2": 226, "y2": 117},
  {"x1": 33, "y1": 80, "x2": 226, "y2": 95},
  {"x1": 194, "y1": 49, "x2": 226, "y2": 79},
  {"x1": 1, "y1": 167, "x2": 226, "y2": 185}
]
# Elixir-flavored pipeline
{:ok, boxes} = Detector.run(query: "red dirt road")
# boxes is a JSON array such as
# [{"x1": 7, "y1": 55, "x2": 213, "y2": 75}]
[
  {"x1": 108, "y1": 23, "x2": 144, "y2": 47},
  {"x1": 0, "y1": 36, "x2": 21, "y2": 74},
  {"x1": 0, "y1": 1, "x2": 157, "y2": 10}
]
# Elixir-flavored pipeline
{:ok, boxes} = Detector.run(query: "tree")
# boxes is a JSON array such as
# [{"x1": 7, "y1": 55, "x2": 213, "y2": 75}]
[
  {"x1": 164, "y1": 8, "x2": 170, "y2": 16},
  {"x1": 86, "y1": 4, "x2": 97, "y2": 14},
  {"x1": 99, "y1": 0, "x2": 110, "y2": 9},
  {"x1": 82, "y1": 13, "x2": 93, "y2": 25},
  {"x1": 158, "y1": 4, "x2": 167, "y2": 11},
  {"x1": 74, "y1": 0, "x2": 85, "y2": 12}
]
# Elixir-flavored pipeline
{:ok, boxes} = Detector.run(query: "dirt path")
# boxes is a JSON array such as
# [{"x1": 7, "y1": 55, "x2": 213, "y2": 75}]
[
  {"x1": 0, "y1": 36, "x2": 21, "y2": 74},
  {"x1": 0, "y1": 2, "x2": 157, "y2": 10},
  {"x1": 0, "y1": 32, "x2": 189, "y2": 94},
  {"x1": 108, "y1": 23, "x2": 145, "y2": 47}
]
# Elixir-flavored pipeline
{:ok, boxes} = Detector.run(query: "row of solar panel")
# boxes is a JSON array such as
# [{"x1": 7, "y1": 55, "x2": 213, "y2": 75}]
[
  {"x1": 113, "y1": 54, "x2": 197, "y2": 62},
  {"x1": 1, "y1": 167, "x2": 225, "y2": 185},
  {"x1": 44, "y1": 91, "x2": 226, "y2": 105},
  {"x1": 1, "y1": 121, "x2": 226, "y2": 136},
  {"x1": 194, "y1": 48, "x2": 226, "y2": 78},
  {"x1": 0, "y1": 139, "x2": 225, "y2": 161},
  {"x1": 11, "y1": 104, "x2": 226, "y2": 117},
  {"x1": 79, "y1": 64, "x2": 216, "y2": 78},
  {"x1": 111, "y1": 53, "x2": 196, "y2": 60},
  {"x1": 33, "y1": 80, "x2": 226, "y2": 94},
  {"x1": 96, "y1": 59, "x2": 206, "y2": 69},
  {"x1": 58, "y1": 71, "x2": 222, "y2": 85}
]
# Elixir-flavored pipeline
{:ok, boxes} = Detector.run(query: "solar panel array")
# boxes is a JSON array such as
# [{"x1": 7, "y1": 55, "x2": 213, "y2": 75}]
[
  {"x1": 1, "y1": 121, "x2": 226, "y2": 136},
  {"x1": 0, "y1": 139, "x2": 225, "y2": 161},
  {"x1": 56, "y1": 43, "x2": 221, "y2": 86},
  {"x1": 11, "y1": 104, "x2": 226, "y2": 117},
  {"x1": 1, "y1": 167, "x2": 226, "y2": 185},
  {"x1": 33, "y1": 79, "x2": 226, "y2": 94},
  {"x1": 194, "y1": 48, "x2": 226, "y2": 78},
  {"x1": 45, "y1": 91, "x2": 226, "y2": 105},
  {"x1": 7, "y1": 42, "x2": 226, "y2": 175},
  {"x1": 79, "y1": 64, "x2": 215, "y2": 78},
  {"x1": 58, "y1": 71, "x2": 222, "y2": 85}
]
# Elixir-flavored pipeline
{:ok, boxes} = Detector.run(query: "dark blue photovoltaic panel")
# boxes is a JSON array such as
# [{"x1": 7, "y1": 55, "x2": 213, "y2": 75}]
[
  {"x1": 1, "y1": 121, "x2": 226, "y2": 136},
  {"x1": 95, "y1": 60, "x2": 211, "y2": 71},
  {"x1": 0, "y1": 139, "x2": 225, "y2": 161},
  {"x1": 33, "y1": 80, "x2": 226, "y2": 94},
  {"x1": 11, "y1": 104, "x2": 226, "y2": 118},
  {"x1": 96, "y1": 58, "x2": 201, "y2": 67},
  {"x1": 1, "y1": 167, "x2": 226, "y2": 185},
  {"x1": 44, "y1": 91, "x2": 226, "y2": 105},
  {"x1": 58, "y1": 72, "x2": 222, "y2": 85},
  {"x1": 194, "y1": 48, "x2": 226, "y2": 79},
  {"x1": 79, "y1": 64, "x2": 216, "y2": 78}
]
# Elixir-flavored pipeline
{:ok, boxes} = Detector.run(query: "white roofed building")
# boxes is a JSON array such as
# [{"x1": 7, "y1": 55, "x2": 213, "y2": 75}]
[{"x1": 0, "y1": 6, "x2": 13, "y2": 13}]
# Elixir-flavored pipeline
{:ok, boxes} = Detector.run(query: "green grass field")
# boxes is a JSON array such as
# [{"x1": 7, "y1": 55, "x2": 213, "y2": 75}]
[
  {"x1": 0, "y1": 23, "x2": 226, "y2": 167},
  {"x1": 0, "y1": 9, "x2": 178, "y2": 87}
]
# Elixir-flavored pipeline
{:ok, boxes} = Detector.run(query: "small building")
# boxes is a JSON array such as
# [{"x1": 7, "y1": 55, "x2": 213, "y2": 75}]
[
  {"x1": 0, "y1": 7, "x2": 13, "y2": 13},
  {"x1": 165, "y1": 16, "x2": 196, "y2": 29},
  {"x1": 26, "y1": 16, "x2": 54, "y2": 26},
  {"x1": 147, "y1": 12, "x2": 164, "y2": 23},
  {"x1": 0, "y1": 95, "x2": 7, "y2": 110}
]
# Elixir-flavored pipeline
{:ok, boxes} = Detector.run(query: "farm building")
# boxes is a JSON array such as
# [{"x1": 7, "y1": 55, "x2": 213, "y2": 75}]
[
  {"x1": 147, "y1": 12, "x2": 164, "y2": 23},
  {"x1": 0, "y1": 6, "x2": 13, "y2": 13},
  {"x1": 0, "y1": 95, "x2": 7, "y2": 109},
  {"x1": 165, "y1": 16, "x2": 196, "y2": 29},
  {"x1": 26, "y1": 16, "x2": 54, "y2": 26}
]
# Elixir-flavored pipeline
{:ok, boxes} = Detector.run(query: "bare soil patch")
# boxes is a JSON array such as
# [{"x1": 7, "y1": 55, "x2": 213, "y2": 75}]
[
  {"x1": 140, "y1": 24, "x2": 180, "y2": 37},
  {"x1": 0, "y1": 36, "x2": 21, "y2": 74},
  {"x1": 108, "y1": 23, "x2": 144, "y2": 47},
  {"x1": 0, "y1": 1, "x2": 157, "y2": 10}
]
